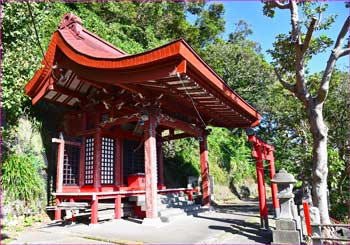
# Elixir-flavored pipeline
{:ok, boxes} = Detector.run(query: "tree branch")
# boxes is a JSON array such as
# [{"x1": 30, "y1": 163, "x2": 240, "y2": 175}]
[
  {"x1": 302, "y1": 17, "x2": 318, "y2": 53},
  {"x1": 270, "y1": 0, "x2": 290, "y2": 9},
  {"x1": 334, "y1": 16, "x2": 350, "y2": 51},
  {"x1": 317, "y1": 16, "x2": 350, "y2": 103},
  {"x1": 337, "y1": 48, "x2": 350, "y2": 58},
  {"x1": 290, "y1": 1, "x2": 301, "y2": 45},
  {"x1": 274, "y1": 67, "x2": 296, "y2": 93}
]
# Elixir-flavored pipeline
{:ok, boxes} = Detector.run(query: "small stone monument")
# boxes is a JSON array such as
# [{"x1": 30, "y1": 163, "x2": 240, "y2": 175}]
[
  {"x1": 271, "y1": 168, "x2": 301, "y2": 244},
  {"x1": 309, "y1": 207, "x2": 322, "y2": 244}
]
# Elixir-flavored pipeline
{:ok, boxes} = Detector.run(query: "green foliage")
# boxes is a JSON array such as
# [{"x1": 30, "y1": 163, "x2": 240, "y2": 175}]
[
  {"x1": 268, "y1": 32, "x2": 333, "y2": 74},
  {"x1": 262, "y1": 0, "x2": 349, "y2": 222},
  {"x1": 194, "y1": 3, "x2": 225, "y2": 48},
  {"x1": 23, "y1": 215, "x2": 43, "y2": 227},
  {"x1": 164, "y1": 128, "x2": 255, "y2": 187},
  {"x1": 2, "y1": 154, "x2": 45, "y2": 204},
  {"x1": 207, "y1": 128, "x2": 255, "y2": 185},
  {"x1": 258, "y1": 70, "x2": 349, "y2": 220},
  {"x1": 264, "y1": 2, "x2": 336, "y2": 74},
  {"x1": 163, "y1": 138, "x2": 200, "y2": 186},
  {"x1": 2, "y1": 116, "x2": 46, "y2": 219},
  {"x1": 328, "y1": 148, "x2": 349, "y2": 222}
]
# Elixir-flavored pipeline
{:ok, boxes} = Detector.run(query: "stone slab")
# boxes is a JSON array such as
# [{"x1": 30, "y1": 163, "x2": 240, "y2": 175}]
[
  {"x1": 272, "y1": 230, "x2": 301, "y2": 244},
  {"x1": 276, "y1": 219, "x2": 296, "y2": 230}
]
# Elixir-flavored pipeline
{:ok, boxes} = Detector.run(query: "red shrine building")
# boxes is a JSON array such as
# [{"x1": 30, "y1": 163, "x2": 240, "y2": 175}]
[{"x1": 25, "y1": 13, "x2": 274, "y2": 225}]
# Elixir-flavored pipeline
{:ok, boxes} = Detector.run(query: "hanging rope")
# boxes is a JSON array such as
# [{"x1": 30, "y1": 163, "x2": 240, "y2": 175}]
[
  {"x1": 177, "y1": 72, "x2": 207, "y2": 128},
  {"x1": 26, "y1": 1, "x2": 51, "y2": 68}
]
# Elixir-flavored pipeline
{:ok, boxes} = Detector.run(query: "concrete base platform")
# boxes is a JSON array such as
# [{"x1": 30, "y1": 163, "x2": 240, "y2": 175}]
[
  {"x1": 142, "y1": 217, "x2": 164, "y2": 228},
  {"x1": 8, "y1": 201, "x2": 273, "y2": 244}
]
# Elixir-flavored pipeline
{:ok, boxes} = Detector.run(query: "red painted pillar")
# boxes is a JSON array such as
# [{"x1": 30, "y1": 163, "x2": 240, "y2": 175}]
[
  {"x1": 54, "y1": 138, "x2": 65, "y2": 193},
  {"x1": 144, "y1": 114, "x2": 158, "y2": 218},
  {"x1": 255, "y1": 146, "x2": 269, "y2": 229},
  {"x1": 268, "y1": 151, "x2": 280, "y2": 218},
  {"x1": 115, "y1": 137, "x2": 123, "y2": 187},
  {"x1": 91, "y1": 196, "x2": 98, "y2": 224},
  {"x1": 157, "y1": 141, "x2": 165, "y2": 188},
  {"x1": 69, "y1": 198, "x2": 76, "y2": 223},
  {"x1": 114, "y1": 195, "x2": 121, "y2": 219},
  {"x1": 303, "y1": 202, "x2": 312, "y2": 236},
  {"x1": 54, "y1": 197, "x2": 61, "y2": 221},
  {"x1": 199, "y1": 135, "x2": 211, "y2": 206},
  {"x1": 93, "y1": 129, "x2": 102, "y2": 190}
]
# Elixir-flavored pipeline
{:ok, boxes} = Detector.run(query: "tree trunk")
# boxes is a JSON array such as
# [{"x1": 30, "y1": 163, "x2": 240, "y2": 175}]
[
  {"x1": 347, "y1": 77, "x2": 350, "y2": 224},
  {"x1": 307, "y1": 100, "x2": 331, "y2": 224}
]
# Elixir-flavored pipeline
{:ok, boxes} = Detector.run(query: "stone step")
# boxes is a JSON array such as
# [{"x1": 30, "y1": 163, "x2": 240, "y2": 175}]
[
  {"x1": 58, "y1": 202, "x2": 90, "y2": 209},
  {"x1": 128, "y1": 193, "x2": 200, "y2": 222},
  {"x1": 272, "y1": 230, "x2": 300, "y2": 244}
]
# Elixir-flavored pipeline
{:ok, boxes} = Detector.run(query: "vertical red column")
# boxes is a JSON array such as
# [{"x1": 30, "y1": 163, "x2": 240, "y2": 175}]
[
  {"x1": 93, "y1": 129, "x2": 102, "y2": 190},
  {"x1": 69, "y1": 198, "x2": 76, "y2": 223},
  {"x1": 157, "y1": 141, "x2": 165, "y2": 189},
  {"x1": 55, "y1": 138, "x2": 64, "y2": 193},
  {"x1": 114, "y1": 195, "x2": 121, "y2": 219},
  {"x1": 255, "y1": 146, "x2": 269, "y2": 229},
  {"x1": 91, "y1": 196, "x2": 98, "y2": 224},
  {"x1": 303, "y1": 202, "x2": 312, "y2": 236},
  {"x1": 144, "y1": 114, "x2": 158, "y2": 218},
  {"x1": 200, "y1": 134, "x2": 211, "y2": 206},
  {"x1": 268, "y1": 151, "x2": 280, "y2": 217},
  {"x1": 54, "y1": 197, "x2": 61, "y2": 221}
]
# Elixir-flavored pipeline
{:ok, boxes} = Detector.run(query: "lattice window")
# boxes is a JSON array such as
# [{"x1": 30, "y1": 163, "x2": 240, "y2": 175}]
[
  {"x1": 101, "y1": 137, "x2": 115, "y2": 184},
  {"x1": 84, "y1": 137, "x2": 94, "y2": 185},
  {"x1": 123, "y1": 140, "x2": 144, "y2": 184},
  {"x1": 63, "y1": 145, "x2": 80, "y2": 185}
]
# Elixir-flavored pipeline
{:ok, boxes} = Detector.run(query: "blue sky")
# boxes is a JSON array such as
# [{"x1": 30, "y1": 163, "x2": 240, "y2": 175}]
[{"x1": 201, "y1": 1, "x2": 349, "y2": 74}]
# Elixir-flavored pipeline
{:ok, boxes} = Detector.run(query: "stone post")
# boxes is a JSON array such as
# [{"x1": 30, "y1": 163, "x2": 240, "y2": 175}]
[
  {"x1": 271, "y1": 169, "x2": 301, "y2": 245},
  {"x1": 309, "y1": 207, "x2": 322, "y2": 244}
]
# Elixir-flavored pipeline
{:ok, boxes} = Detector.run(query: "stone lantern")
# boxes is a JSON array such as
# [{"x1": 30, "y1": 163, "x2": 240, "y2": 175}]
[
  {"x1": 271, "y1": 168, "x2": 296, "y2": 219},
  {"x1": 271, "y1": 168, "x2": 301, "y2": 245}
]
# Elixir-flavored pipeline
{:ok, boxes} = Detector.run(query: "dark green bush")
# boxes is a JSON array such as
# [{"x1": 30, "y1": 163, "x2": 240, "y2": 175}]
[{"x1": 2, "y1": 154, "x2": 45, "y2": 205}]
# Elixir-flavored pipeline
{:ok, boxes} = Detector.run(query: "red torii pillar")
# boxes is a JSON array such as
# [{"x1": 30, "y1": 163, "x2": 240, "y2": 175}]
[
  {"x1": 200, "y1": 134, "x2": 211, "y2": 206},
  {"x1": 266, "y1": 148, "x2": 280, "y2": 218},
  {"x1": 248, "y1": 134, "x2": 280, "y2": 229}
]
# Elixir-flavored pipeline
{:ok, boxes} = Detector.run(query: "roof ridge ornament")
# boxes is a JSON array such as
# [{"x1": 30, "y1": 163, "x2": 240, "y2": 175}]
[{"x1": 58, "y1": 13, "x2": 83, "y2": 38}]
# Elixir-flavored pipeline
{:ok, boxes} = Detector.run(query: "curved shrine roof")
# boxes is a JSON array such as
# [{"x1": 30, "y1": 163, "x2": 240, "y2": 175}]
[{"x1": 25, "y1": 13, "x2": 261, "y2": 129}]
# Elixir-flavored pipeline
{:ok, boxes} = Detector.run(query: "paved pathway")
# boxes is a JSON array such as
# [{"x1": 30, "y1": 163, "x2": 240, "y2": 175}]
[{"x1": 8, "y1": 202, "x2": 273, "y2": 244}]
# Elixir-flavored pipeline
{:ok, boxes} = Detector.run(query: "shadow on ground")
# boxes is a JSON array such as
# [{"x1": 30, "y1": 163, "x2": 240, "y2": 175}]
[
  {"x1": 195, "y1": 213, "x2": 271, "y2": 244},
  {"x1": 195, "y1": 202, "x2": 275, "y2": 244},
  {"x1": 213, "y1": 202, "x2": 275, "y2": 217}
]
